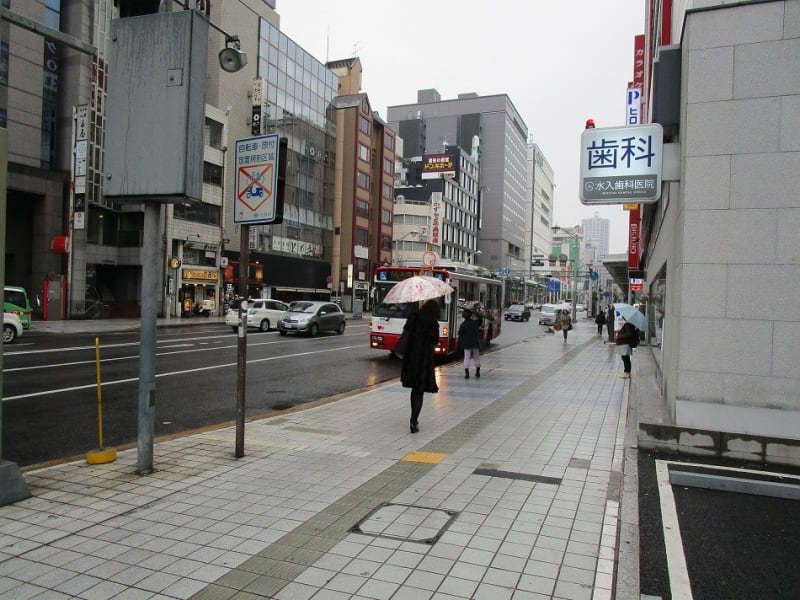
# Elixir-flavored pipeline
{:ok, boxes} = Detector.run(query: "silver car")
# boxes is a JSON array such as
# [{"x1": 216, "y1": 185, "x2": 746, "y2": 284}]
[
  {"x1": 225, "y1": 298, "x2": 289, "y2": 332},
  {"x1": 277, "y1": 301, "x2": 346, "y2": 336},
  {"x1": 538, "y1": 303, "x2": 560, "y2": 326}
]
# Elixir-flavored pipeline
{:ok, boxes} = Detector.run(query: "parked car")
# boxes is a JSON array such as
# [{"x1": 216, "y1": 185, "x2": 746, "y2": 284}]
[
  {"x1": 3, "y1": 312, "x2": 23, "y2": 343},
  {"x1": 225, "y1": 298, "x2": 289, "y2": 332},
  {"x1": 504, "y1": 304, "x2": 531, "y2": 322},
  {"x1": 575, "y1": 303, "x2": 587, "y2": 312},
  {"x1": 277, "y1": 301, "x2": 346, "y2": 336},
  {"x1": 4, "y1": 285, "x2": 32, "y2": 329}
]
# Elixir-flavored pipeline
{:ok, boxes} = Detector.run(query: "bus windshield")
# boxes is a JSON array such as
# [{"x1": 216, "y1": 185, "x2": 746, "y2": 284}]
[{"x1": 372, "y1": 283, "x2": 451, "y2": 319}]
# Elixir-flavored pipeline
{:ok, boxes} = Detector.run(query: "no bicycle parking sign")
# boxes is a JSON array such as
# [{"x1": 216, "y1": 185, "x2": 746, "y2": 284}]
[{"x1": 234, "y1": 133, "x2": 280, "y2": 224}]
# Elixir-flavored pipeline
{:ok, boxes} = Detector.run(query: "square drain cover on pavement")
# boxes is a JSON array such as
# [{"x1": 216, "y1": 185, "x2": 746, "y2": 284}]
[{"x1": 350, "y1": 502, "x2": 458, "y2": 545}]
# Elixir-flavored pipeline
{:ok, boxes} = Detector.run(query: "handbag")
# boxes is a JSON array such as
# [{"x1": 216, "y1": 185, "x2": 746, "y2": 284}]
[{"x1": 393, "y1": 330, "x2": 410, "y2": 358}]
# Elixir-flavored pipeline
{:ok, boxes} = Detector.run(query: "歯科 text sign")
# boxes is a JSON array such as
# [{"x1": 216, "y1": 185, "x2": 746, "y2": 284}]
[{"x1": 580, "y1": 124, "x2": 663, "y2": 204}]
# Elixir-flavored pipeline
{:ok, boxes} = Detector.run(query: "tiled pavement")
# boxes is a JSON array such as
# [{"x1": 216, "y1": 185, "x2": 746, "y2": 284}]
[{"x1": 0, "y1": 322, "x2": 632, "y2": 599}]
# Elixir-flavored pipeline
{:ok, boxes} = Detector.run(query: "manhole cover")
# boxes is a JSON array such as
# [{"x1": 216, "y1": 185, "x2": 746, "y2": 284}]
[{"x1": 350, "y1": 502, "x2": 458, "y2": 545}]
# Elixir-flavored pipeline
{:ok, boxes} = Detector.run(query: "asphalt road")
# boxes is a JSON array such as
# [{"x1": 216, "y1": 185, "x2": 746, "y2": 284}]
[
  {"x1": 2, "y1": 321, "x2": 393, "y2": 467},
  {"x1": 2, "y1": 316, "x2": 544, "y2": 468}
]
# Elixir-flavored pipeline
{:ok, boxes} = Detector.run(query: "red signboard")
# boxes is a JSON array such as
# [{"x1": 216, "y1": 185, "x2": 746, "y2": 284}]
[{"x1": 628, "y1": 205, "x2": 641, "y2": 269}]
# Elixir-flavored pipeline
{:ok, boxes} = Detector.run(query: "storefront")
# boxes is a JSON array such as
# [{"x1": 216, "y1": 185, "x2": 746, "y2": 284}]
[{"x1": 180, "y1": 267, "x2": 219, "y2": 316}]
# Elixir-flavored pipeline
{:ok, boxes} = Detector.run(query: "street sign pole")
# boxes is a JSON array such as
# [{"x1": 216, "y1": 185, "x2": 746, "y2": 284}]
[{"x1": 235, "y1": 224, "x2": 249, "y2": 458}]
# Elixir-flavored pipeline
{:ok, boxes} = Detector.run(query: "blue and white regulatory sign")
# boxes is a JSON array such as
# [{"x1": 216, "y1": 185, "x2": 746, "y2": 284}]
[
  {"x1": 234, "y1": 133, "x2": 280, "y2": 224},
  {"x1": 579, "y1": 123, "x2": 663, "y2": 205}
]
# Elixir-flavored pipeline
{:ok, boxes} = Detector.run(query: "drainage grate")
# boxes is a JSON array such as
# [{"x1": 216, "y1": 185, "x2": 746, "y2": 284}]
[
  {"x1": 350, "y1": 502, "x2": 459, "y2": 545},
  {"x1": 473, "y1": 467, "x2": 562, "y2": 486}
]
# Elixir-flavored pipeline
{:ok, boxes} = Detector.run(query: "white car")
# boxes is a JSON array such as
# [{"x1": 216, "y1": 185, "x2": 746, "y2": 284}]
[
  {"x1": 3, "y1": 312, "x2": 23, "y2": 343},
  {"x1": 225, "y1": 299, "x2": 289, "y2": 332}
]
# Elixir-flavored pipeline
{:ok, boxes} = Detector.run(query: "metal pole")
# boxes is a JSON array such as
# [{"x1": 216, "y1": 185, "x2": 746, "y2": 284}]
[
  {"x1": 136, "y1": 202, "x2": 159, "y2": 475},
  {"x1": 235, "y1": 225, "x2": 249, "y2": 458}
]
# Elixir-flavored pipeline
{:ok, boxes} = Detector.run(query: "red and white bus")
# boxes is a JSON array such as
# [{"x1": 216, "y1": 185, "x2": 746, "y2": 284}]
[{"x1": 369, "y1": 266, "x2": 504, "y2": 356}]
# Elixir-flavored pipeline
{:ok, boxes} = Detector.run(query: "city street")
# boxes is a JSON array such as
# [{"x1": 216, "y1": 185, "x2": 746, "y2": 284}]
[{"x1": 1, "y1": 315, "x2": 541, "y2": 468}]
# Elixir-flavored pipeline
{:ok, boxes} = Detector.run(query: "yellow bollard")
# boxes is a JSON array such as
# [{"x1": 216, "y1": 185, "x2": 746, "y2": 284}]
[{"x1": 85, "y1": 337, "x2": 117, "y2": 464}]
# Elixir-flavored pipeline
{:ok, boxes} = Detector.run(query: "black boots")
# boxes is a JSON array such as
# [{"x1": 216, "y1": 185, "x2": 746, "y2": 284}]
[
  {"x1": 465, "y1": 369, "x2": 469, "y2": 379},
  {"x1": 410, "y1": 420, "x2": 419, "y2": 433},
  {"x1": 475, "y1": 368, "x2": 480, "y2": 378}
]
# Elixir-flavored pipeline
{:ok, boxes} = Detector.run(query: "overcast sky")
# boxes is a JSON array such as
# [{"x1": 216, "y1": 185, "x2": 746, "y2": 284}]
[{"x1": 275, "y1": 1, "x2": 646, "y2": 254}]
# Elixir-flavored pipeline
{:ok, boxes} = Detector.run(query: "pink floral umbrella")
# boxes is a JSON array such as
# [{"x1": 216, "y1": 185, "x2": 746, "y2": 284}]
[{"x1": 383, "y1": 275, "x2": 454, "y2": 304}]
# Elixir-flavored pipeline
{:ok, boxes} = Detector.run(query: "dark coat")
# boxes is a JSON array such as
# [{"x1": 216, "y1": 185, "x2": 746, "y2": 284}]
[
  {"x1": 458, "y1": 315, "x2": 482, "y2": 350},
  {"x1": 595, "y1": 311, "x2": 607, "y2": 325},
  {"x1": 401, "y1": 313, "x2": 440, "y2": 393},
  {"x1": 616, "y1": 322, "x2": 637, "y2": 345}
]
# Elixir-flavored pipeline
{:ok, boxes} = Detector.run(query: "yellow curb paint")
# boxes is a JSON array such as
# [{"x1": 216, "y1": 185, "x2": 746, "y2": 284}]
[{"x1": 402, "y1": 451, "x2": 447, "y2": 464}]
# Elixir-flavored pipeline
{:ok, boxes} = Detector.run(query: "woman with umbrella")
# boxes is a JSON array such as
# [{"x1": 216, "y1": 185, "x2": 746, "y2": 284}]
[
  {"x1": 383, "y1": 275, "x2": 453, "y2": 433},
  {"x1": 615, "y1": 319, "x2": 639, "y2": 378},
  {"x1": 400, "y1": 299, "x2": 441, "y2": 433}
]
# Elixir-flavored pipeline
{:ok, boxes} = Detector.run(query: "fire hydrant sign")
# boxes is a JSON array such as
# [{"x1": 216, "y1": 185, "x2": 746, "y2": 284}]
[{"x1": 234, "y1": 133, "x2": 280, "y2": 224}]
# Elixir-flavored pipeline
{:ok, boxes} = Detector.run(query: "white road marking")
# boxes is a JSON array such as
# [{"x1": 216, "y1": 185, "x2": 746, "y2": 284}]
[
  {"x1": 655, "y1": 459, "x2": 694, "y2": 600},
  {"x1": 2, "y1": 332, "x2": 366, "y2": 372},
  {"x1": 2, "y1": 344, "x2": 364, "y2": 401}
]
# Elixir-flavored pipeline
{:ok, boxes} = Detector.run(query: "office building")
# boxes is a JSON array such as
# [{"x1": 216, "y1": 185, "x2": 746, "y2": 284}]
[
  {"x1": 393, "y1": 145, "x2": 480, "y2": 267},
  {"x1": 387, "y1": 90, "x2": 529, "y2": 274},
  {"x1": 581, "y1": 211, "x2": 610, "y2": 261},
  {"x1": 327, "y1": 57, "x2": 396, "y2": 310}
]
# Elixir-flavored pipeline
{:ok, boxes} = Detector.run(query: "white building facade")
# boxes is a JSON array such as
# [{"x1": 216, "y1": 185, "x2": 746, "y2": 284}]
[{"x1": 639, "y1": 0, "x2": 800, "y2": 460}]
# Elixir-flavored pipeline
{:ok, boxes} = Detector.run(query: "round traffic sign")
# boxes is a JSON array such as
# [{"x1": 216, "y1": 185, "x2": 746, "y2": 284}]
[{"x1": 422, "y1": 250, "x2": 438, "y2": 268}]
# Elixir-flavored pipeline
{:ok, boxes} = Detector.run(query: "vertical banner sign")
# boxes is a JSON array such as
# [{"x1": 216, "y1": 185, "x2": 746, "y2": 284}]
[
  {"x1": 633, "y1": 34, "x2": 646, "y2": 118},
  {"x1": 251, "y1": 77, "x2": 264, "y2": 136},
  {"x1": 627, "y1": 87, "x2": 642, "y2": 125},
  {"x1": 73, "y1": 105, "x2": 88, "y2": 230},
  {"x1": 628, "y1": 204, "x2": 641, "y2": 268},
  {"x1": 430, "y1": 192, "x2": 442, "y2": 248}
]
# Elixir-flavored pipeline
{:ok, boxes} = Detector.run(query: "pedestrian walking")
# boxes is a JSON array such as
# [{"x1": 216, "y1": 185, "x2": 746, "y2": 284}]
[
  {"x1": 615, "y1": 320, "x2": 638, "y2": 378},
  {"x1": 458, "y1": 308, "x2": 481, "y2": 379},
  {"x1": 607, "y1": 304, "x2": 615, "y2": 343},
  {"x1": 400, "y1": 299, "x2": 441, "y2": 433},
  {"x1": 559, "y1": 309, "x2": 572, "y2": 342},
  {"x1": 594, "y1": 309, "x2": 607, "y2": 335}
]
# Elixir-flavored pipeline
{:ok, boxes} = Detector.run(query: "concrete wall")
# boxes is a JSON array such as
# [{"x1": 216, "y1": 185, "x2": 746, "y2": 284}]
[{"x1": 669, "y1": 1, "x2": 800, "y2": 440}]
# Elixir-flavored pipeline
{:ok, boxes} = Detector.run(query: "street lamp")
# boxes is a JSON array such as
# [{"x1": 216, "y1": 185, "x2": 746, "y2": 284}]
[
  {"x1": 466, "y1": 249, "x2": 482, "y2": 264},
  {"x1": 552, "y1": 226, "x2": 580, "y2": 321}
]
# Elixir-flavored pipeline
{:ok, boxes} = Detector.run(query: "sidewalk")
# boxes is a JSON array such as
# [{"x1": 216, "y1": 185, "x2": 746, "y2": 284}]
[{"x1": 0, "y1": 321, "x2": 634, "y2": 600}]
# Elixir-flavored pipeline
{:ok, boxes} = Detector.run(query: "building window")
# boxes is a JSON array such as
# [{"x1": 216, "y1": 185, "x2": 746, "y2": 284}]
[
  {"x1": 359, "y1": 114, "x2": 371, "y2": 135},
  {"x1": 356, "y1": 199, "x2": 369, "y2": 218},
  {"x1": 382, "y1": 208, "x2": 392, "y2": 225},
  {"x1": 382, "y1": 182, "x2": 392, "y2": 200},
  {"x1": 203, "y1": 161, "x2": 223, "y2": 186},
  {"x1": 384, "y1": 133, "x2": 394, "y2": 151},
  {"x1": 174, "y1": 202, "x2": 221, "y2": 226},
  {"x1": 381, "y1": 235, "x2": 392, "y2": 251},
  {"x1": 356, "y1": 171, "x2": 370, "y2": 190},
  {"x1": 383, "y1": 156, "x2": 393, "y2": 175},
  {"x1": 355, "y1": 227, "x2": 369, "y2": 246},
  {"x1": 358, "y1": 143, "x2": 370, "y2": 162},
  {"x1": 204, "y1": 118, "x2": 223, "y2": 149}
]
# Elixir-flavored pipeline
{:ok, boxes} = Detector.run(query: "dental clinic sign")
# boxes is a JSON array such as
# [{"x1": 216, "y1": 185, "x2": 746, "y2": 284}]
[{"x1": 579, "y1": 123, "x2": 663, "y2": 204}]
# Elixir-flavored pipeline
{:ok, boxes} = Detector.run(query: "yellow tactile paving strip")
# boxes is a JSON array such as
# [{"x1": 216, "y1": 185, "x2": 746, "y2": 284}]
[{"x1": 401, "y1": 451, "x2": 447, "y2": 464}]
